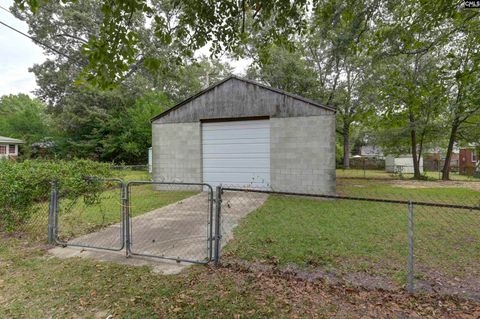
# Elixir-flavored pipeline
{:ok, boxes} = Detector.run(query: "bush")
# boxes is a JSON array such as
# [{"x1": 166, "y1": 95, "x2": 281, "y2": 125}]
[{"x1": 0, "y1": 159, "x2": 111, "y2": 231}]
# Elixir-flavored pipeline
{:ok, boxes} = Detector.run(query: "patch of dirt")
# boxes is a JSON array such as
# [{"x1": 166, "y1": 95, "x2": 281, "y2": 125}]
[
  {"x1": 415, "y1": 267, "x2": 480, "y2": 303},
  {"x1": 216, "y1": 258, "x2": 480, "y2": 318},
  {"x1": 388, "y1": 180, "x2": 480, "y2": 191},
  {"x1": 223, "y1": 258, "x2": 401, "y2": 292},
  {"x1": 222, "y1": 257, "x2": 480, "y2": 303},
  {"x1": 337, "y1": 177, "x2": 480, "y2": 191}
]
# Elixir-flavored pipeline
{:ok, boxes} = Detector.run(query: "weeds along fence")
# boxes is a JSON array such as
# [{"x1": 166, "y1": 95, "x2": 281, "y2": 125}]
[
  {"x1": 53, "y1": 178, "x2": 125, "y2": 251},
  {"x1": 217, "y1": 186, "x2": 480, "y2": 299},
  {"x1": 0, "y1": 178, "x2": 122, "y2": 241},
  {"x1": 1, "y1": 179, "x2": 53, "y2": 239}
]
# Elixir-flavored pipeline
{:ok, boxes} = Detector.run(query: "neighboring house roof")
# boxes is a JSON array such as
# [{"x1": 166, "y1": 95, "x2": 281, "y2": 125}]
[
  {"x1": 151, "y1": 75, "x2": 335, "y2": 122},
  {"x1": 0, "y1": 136, "x2": 25, "y2": 144}
]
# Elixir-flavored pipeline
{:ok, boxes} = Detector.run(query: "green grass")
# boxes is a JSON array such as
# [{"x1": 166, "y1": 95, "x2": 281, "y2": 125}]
[
  {"x1": 224, "y1": 182, "x2": 480, "y2": 285},
  {"x1": 336, "y1": 168, "x2": 479, "y2": 181},
  {"x1": 111, "y1": 168, "x2": 150, "y2": 181}
]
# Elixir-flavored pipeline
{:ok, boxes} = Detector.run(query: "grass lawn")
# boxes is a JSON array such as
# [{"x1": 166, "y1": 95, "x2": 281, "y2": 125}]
[
  {"x1": 337, "y1": 178, "x2": 480, "y2": 206},
  {"x1": 336, "y1": 168, "x2": 479, "y2": 181},
  {"x1": 1, "y1": 237, "x2": 478, "y2": 318},
  {"x1": 224, "y1": 182, "x2": 480, "y2": 288},
  {"x1": 0, "y1": 237, "x2": 290, "y2": 318}
]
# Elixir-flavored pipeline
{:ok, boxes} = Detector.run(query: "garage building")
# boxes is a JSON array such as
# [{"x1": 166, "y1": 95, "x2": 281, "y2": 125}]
[{"x1": 151, "y1": 76, "x2": 336, "y2": 194}]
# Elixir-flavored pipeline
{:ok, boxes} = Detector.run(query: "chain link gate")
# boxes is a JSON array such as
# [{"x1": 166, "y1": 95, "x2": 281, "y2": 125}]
[
  {"x1": 51, "y1": 178, "x2": 126, "y2": 252},
  {"x1": 125, "y1": 181, "x2": 214, "y2": 264},
  {"x1": 49, "y1": 179, "x2": 217, "y2": 264}
]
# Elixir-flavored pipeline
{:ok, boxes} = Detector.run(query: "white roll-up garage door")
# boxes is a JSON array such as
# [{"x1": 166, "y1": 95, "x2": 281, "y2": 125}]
[{"x1": 202, "y1": 119, "x2": 270, "y2": 188}]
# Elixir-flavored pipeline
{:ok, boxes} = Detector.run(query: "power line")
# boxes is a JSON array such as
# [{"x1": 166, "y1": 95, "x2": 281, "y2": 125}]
[
  {"x1": 0, "y1": 5, "x2": 85, "y2": 66},
  {"x1": 0, "y1": 5, "x2": 11, "y2": 14}
]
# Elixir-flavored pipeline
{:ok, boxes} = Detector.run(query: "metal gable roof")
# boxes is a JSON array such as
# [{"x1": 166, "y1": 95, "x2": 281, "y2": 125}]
[{"x1": 151, "y1": 75, "x2": 335, "y2": 122}]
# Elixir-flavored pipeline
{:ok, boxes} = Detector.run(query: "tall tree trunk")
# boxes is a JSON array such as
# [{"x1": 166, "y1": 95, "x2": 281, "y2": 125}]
[
  {"x1": 342, "y1": 122, "x2": 350, "y2": 169},
  {"x1": 409, "y1": 112, "x2": 421, "y2": 179},
  {"x1": 442, "y1": 119, "x2": 460, "y2": 181}
]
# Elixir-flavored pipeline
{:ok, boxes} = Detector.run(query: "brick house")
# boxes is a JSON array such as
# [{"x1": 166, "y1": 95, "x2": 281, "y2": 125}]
[{"x1": 459, "y1": 148, "x2": 478, "y2": 175}]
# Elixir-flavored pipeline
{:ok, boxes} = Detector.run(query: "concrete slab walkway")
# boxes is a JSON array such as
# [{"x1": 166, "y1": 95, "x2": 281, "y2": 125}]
[{"x1": 49, "y1": 191, "x2": 268, "y2": 274}]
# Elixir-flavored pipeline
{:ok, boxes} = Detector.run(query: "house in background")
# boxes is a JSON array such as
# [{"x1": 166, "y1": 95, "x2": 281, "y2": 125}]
[
  {"x1": 459, "y1": 148, "x2": 478, "y2": 175},
  {"x1": 0, "y1": 136, "x2": 25, "y2": 159},
  {"x1": 423, "y1": 151, "x2": 459, "y2": 172}
]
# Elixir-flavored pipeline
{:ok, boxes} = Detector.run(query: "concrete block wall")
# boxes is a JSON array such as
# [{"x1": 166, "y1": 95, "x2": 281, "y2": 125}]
[
  {"x1": 270, "y1": 116, "x2": 336, "y2": 194},
  {"x1": 152, "y1": 122, "x2": 202, "y2": 190}
]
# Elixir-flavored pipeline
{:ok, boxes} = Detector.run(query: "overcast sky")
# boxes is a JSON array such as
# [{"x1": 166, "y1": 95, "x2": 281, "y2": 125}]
[
  {"x1": 0, "y1": 0, "x2": 45, "y2": 96},
  {"x1": 0, "y1": 0, "x2": 250, "y2": 98}
]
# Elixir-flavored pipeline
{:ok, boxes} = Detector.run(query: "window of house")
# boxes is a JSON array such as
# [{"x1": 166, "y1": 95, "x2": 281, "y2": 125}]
[
  {"x1": 0, "y1": 145, "x2": 6, "y2": 154},
  {"x1": 8, "y1": 145, "x2": 15, "y2": 154},
  {"x1": 473, "y1": 151, "x2": 477, "y2": 162}
]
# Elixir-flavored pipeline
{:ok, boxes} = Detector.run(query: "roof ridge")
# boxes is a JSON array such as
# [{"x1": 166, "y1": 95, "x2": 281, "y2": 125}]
[{"x1": 151, "y1": 76, "x2": 335, "y2": 122}]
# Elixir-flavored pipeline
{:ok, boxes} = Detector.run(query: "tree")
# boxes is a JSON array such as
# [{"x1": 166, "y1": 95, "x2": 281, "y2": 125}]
[
  {"x1": 245, "y1": 45, "x2": 320, "y2": 99},
  {"x1": 12, "y1": 0, "x2": 234, "y2": 163},
  {"x1": 305, "y1": 0, "x2": 378, "y2": 169},
  {"x1": 439, "y1": 28, "x2": 480, "y2": 180},
  {"x1": 371, "y1": 53, "x2": 447, "y2": 178},
  {"x1": 371, "y1": 1, "x2": 480, "y2": 179},
  {"x1": 14, "y1": 0, "x2": 313, "y2": 87},
  {"x1": 0, "y1": 94, "x2": 52, "y2": 149}
]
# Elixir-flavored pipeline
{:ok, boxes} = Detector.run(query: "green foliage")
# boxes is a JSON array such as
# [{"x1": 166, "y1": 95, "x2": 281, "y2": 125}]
[
  {"x1": 100, "y1": 91, "x2": 170, "y2": 163},
  {"x1": 0, "y1": 159, "x2": 111, "y2": 231},
  {"x1": 0, "y1": 94, "x2": 52, "y2": 148},
  {"x1": 14, "y1": 0, "x2": 311, "y2": 88},
  {"x1": 246, "y1": 46, "x2": 319, "y2": 99}
]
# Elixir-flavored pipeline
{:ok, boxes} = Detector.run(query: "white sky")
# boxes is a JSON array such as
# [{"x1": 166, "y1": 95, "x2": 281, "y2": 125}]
[
  {"x1": 0, "y1": 0, "x2": 250, "y2": 97},
  {"x1": 0, "y1": 0, "x2": 45, "y2": 96}
]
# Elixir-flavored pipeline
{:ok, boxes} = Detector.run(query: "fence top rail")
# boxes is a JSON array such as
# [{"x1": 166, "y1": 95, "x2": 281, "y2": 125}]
[
  {"x1": 221, "y1": 187, "x2": 480, "y2": 211},
  {"x1": 126, "y1": 180, "x2": 214, "y2": 192},
  {"x1": 82, "y1": 176, "x2": 125, "y2": 183}
]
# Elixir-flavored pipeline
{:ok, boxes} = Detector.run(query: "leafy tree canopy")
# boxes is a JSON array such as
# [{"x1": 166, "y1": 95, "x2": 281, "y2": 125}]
[
  {"x1": 14, "y1": 0, "x2": 312, "y2": 87},
  {"x1": 0, "y1": 94, "x2": 52, "y2": 146}
]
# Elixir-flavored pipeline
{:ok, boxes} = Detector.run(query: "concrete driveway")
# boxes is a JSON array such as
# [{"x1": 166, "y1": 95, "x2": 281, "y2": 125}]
[{"x1": 49, "y1": 190, "x2": 268, "y2": 274}]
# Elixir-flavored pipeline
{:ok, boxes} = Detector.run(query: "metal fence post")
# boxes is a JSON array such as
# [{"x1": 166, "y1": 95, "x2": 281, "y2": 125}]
[
  {"x1": 214, "y1": 186, "x2": 222, "y2": 266},
  {"x1": 407, "y1": 201, "x2": 415, "y2": 294},
  {"x1": 124, "y1": 183, "x2": 131, "y2": 257},
  {"x1": 53, "y1": 180, "x2": 59, "y2": 242},
  {"x1": 47, "y1": 180, "x2": 56, "y2": 244}
]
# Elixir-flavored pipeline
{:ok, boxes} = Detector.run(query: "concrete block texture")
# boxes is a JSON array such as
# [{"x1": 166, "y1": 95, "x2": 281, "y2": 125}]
[
  {"x1": 270, "y1": 116, "x2": 336, "y2": 195},
  {"x1": 152, "y1": 122, "x2": 202, "y2": 188}
]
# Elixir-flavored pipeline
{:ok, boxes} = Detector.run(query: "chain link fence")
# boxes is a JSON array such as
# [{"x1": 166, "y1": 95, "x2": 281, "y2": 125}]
[
  {"x1": 217, "y1": 186, "x2": 480, "y2": 299},
  {"x1": 1, "y1": 179, "x2": 53, "y2": 240},
  {"x1": 336, "y1": 165, "x2": 480, "y2": 181},
  {"x1": 2, "y1": 173, "x2": 479, "y2": 300}
]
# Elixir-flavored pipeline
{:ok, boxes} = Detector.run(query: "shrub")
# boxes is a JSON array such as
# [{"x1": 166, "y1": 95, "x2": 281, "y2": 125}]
[{"x1": 0, "y1": 159, "x2": 111, "y2": 231}]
